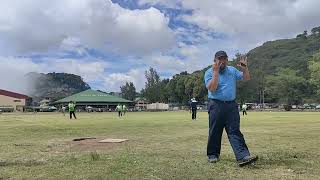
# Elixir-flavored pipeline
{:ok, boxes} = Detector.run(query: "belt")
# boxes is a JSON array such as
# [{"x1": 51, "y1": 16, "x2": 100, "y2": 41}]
[{"x1": 209, "y1": 99, "x2": 235, "y2": 104}]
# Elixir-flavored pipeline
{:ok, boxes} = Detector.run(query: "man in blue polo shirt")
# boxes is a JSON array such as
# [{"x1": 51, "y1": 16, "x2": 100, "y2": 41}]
[
  {"x1": 204, "y1": 50, "x2": 258, "y2": 167},
  {"x1": 190, "y1": 98, "x2": 198, "y2": 120}
]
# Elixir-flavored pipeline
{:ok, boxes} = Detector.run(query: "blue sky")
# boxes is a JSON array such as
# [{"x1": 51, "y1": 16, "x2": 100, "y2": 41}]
[{"x1": 1, "y1": 0, "x2": 320, "y2": 93}]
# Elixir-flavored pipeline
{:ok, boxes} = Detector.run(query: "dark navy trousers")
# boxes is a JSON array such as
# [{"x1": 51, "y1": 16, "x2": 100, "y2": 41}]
[
  {"x1": 192, "y1": 108, "x2": 197, "y2": 119},
  {"x1": 207, "y1": 99, "x2": 250, "y2": 160}
]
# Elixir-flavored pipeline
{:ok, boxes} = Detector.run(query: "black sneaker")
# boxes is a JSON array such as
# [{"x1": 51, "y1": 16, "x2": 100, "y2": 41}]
[
  {"x1": 238, "y1": 155, "x2": 258, "y2": 167},
  {"x1": 208, "y1": 156, "x2": 219, "y2": 163}
]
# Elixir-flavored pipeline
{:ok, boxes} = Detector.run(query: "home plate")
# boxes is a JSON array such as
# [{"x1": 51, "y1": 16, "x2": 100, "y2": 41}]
[{"x1": 98, "y1": 139, "x2": 128, "y2": 143}]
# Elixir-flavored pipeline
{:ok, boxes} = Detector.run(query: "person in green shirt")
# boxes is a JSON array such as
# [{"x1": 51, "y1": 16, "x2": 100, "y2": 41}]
[
  {"x1": 116, "y1": 104, "x2": 122, "y2": 117},
  {"x1": 242, "y1": 104, "x2": 248, "y2": 116},
  {"x1": 61, "y1": 105, "x2": 66, "y2": 116},
  {"x1": 68, "y1": 101, "x2": 77, "y2": 119},
  {"x1": 122, "y1": 105, "x2": 127, "y2": 116}
]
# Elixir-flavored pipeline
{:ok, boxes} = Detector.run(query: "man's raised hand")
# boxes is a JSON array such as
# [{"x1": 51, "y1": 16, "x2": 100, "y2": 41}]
[
  {"x1": 213, "y1": 59, "x2": 221, "y2": 72},
  {"x1": 237, "y1": 56, "x2": 248, "y2": 70}
]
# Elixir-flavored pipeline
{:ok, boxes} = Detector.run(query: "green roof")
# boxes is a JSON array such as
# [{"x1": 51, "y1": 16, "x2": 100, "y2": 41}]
[{"x1": 54, "y1": 89, "x2": 132, "y2": 103}]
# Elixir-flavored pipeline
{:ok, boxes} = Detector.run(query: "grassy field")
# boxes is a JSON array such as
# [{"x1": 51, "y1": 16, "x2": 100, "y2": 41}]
[{"x1": 0, "y1": 111, "x2": 319, "y2": 180}]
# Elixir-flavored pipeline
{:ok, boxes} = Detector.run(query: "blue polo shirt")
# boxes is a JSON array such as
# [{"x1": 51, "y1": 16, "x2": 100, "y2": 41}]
[
  {"x1": 191, "y1": 101, "x2": 197, "y2": 109},
  {"x1": 204, "y1": 66, "x2": 243, "y2": 101}
]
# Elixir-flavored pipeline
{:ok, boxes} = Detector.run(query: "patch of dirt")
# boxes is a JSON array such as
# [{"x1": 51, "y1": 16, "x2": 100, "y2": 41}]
[
  {"x1": 66, "y1": 138, "x2": 126, "y2": 151},
  {"x1": 47, "y1": 137, "x2": 128, "y2": 154}
]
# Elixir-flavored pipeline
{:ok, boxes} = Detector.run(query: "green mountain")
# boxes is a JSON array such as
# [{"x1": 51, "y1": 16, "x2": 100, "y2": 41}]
[
  {"x1": 26, "y1": 72, "x2": 90, "y2": 102},
  {"x1": 248, "y1": 32, "x2": 320, "y2": 76},
  {"x1": 241, "y1": 28, "x2": 320, "y2": 103}
]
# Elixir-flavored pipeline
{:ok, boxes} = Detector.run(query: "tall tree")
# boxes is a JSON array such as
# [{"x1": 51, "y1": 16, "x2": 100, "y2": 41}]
[
  {"x1": 166, "y1": 78, "x2": 178, "y2": 103},
  {"x1": 192, "y1": 72, "x2": 207, "y2": 102},
  {"x1": 296, "y1": 30, "x2": 308, "y2": 39},
  {"x1": 159, "y1": 79, "x2": 170, "y2": 103},
  {"x1": 141, "y1": 68, "x2": 161, "y2": 103},
  {"x1": 311, "y1": 26, "x2": 320, "y2": 35},
  {"x1": 184, "y1": 75, "x2": 195, "y2": 100},
  {"x1": 120, "y1": 82, "x2": 136, "y2": 101},
  {"x1": 175, "y1": 75, "x2": 187, "y2": 104}
]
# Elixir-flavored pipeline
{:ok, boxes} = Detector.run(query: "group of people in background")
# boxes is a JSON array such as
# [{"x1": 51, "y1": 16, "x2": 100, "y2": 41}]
[
  {"x1": 61, "y1": 102, "x2": 128, "y2": 119},
  {"x1": 61, "y1": 101, "x2": 77, "y2": 119},
  {"x1": 116, "y1": 104, "x2": 127, "y2": 117},
  {"x1": 62, "y1": 99, "x2": 246, "y2": 121},
  {"x1": 189, "y1": 97, "x2": 248, "y2": 120}
]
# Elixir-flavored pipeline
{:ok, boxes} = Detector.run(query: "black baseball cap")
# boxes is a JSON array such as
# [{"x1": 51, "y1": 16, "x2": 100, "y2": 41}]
[{"x1": 215, "y1": 51, "x2": 228, "y2": 58}]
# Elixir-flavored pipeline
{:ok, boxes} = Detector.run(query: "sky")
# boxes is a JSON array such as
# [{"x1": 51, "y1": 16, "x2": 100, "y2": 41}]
[{"x1": 1, "y1": 0, "x2": 320, "y2": 93}]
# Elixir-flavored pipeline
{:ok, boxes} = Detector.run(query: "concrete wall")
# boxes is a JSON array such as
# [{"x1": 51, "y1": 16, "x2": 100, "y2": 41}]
[
  {"x1": 147, "y1": 103, "x2": 169, "y2": 110},
  {"x1": 0, "y1": 95, "x2": 26, "y2": 111}
]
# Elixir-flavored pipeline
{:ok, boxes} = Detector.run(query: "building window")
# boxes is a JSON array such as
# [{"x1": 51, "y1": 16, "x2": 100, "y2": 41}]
[{"x1": 14, "y1": 100, "x2": 21, "y2": 102}]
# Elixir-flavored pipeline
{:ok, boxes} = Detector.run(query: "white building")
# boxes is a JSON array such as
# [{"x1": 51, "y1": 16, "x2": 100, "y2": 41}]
[{"x1": 0, "y1": 89, "x2": 31, "y2": 112}]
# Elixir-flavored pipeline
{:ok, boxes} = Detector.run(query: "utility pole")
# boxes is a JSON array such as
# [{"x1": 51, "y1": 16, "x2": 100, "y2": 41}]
[{"x1": 262, "y1": 89, "x2": 265, "y2": 110}]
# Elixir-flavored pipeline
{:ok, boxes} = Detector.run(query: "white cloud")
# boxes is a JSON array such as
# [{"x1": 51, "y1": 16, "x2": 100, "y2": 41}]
[
  {"x1": 136, "y1": 0, "x2": 320, "y2": 76},
  {"x1": 2, "y1": 0, "x2": 320, "y2": 94},
  {"x1": 0, "y1": 0, "x2": 176, "y2": 93},
  {"x1": 44, "y1": 59, "x2": 109, "y2": 82},
  {"x1": 0, "y1": 57, "x2": 40, "y2": 94},
  {"x1": 0, "y1": 0, "x2": 175, "y2": 55},
  {"x1": 59, "y1": 37, "x2": 89, "y2": 57},
  {"x1": 103, "y1": 69, "x2": 146, "y2": 91},
  {"x1": 178, "y1": 44, "x2": 211, "y2": 71},
  {"x1": 136, "y1": 43, "x2": 211, "y2": 76},
  {"x1": 146, "y1": 54, "x2": 186, "y2": 73},
  {"x1": 139, "y1": 0, "x2": 320, "y2": 49},
  {"x1": 0, "y1": 56, "x2": 109, "y2": 94},
  {"x1": 0, "y1": 55, "x2": 149, "y2": 93}
]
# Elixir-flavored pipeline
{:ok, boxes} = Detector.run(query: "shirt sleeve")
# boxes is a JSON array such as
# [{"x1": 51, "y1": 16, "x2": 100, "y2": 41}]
[
  {"x1": 204, "y1": 69, "x2": 212, "y2": 89},
  {"x1": 234, "y1": 68, "x2": 243, "y2": 80}
]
